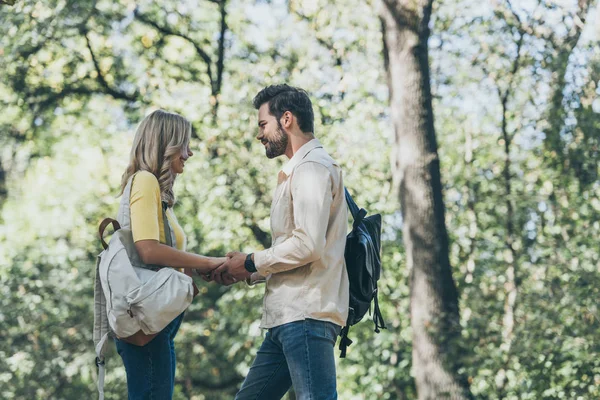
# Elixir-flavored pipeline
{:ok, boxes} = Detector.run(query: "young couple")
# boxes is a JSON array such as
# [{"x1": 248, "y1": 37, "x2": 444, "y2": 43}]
[{"x1": 117, "y1": 84, "x2": 349, "y2": 400}]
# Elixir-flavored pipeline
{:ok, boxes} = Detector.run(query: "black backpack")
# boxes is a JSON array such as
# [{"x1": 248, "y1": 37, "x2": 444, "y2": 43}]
[{"x1": 339, "y1": 188, "x2": 386, "y2": 358}]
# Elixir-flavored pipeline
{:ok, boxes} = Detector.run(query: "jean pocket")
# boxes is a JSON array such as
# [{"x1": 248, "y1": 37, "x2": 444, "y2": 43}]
[
  {"x1": 325, "y1": 322, "x2": 342, "y2": 341},
  {"x1": 307, "y1": 319, "x2": 340, "y2": 342}
]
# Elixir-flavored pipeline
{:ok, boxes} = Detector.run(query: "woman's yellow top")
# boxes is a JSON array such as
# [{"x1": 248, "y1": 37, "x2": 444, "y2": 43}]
[{"x1": 129, "y1": 171, "x2": 186, "y2": 251}]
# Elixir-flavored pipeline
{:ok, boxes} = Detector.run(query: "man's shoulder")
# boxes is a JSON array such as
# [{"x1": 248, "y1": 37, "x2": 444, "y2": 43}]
[{"x1": 298, "y1": 146, "x2": 337, "y2": 169}]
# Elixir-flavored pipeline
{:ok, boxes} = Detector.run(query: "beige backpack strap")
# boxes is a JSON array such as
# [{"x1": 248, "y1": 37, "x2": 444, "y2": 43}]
[{"x1": 93, "y1": 254, "x2": 110, "y2": 399}]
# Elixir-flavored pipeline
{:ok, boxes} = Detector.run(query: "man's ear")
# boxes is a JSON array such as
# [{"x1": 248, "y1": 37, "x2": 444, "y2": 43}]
[{"x1": 281, "y1": 111, "x2": 293, "y2": 129}]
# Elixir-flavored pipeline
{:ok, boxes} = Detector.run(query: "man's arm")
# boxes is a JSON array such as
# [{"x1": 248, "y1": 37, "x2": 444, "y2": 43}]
[
  {"x1": 209, "y1": 162, "x2": 333, "y2": 284},
  {"x1": 254, "y1": 161, "x2": 333, "y2": 276}
]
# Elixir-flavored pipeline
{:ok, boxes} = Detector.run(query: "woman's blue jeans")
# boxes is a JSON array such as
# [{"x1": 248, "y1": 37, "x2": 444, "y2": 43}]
[
  {"x1": 235, "y1": 318, "x2": 342, "y2": 400},
  {"x1": 115, "y1": 313, "x2": 184, "y2": 400}
]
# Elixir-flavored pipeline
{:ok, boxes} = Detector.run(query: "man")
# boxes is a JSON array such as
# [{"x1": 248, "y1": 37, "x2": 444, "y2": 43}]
[{"x1": 210, "y1": 84, "x2": 349, "y2": 399}]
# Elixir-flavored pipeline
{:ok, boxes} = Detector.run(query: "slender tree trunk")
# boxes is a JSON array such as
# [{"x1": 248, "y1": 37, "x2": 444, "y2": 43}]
[
  {"x1": 499, "y1": 84, "x2": 518, "y2": 350},
  {"x1": 489, "y1": 23, "x2": 523, "y2": 360},
  {"x1": 380, "y1": 0, "x2": 472, "y2": 398},
  {"x1": 464, "y1": 129, "x2": 478, "y2": 285},
  {"x1": 0, "y1": 159, "x2": 7, "y2": 212}
]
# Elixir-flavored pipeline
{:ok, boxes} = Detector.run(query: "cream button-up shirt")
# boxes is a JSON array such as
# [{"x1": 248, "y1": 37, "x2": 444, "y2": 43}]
[{"x1": 253, "y1": 139, "x2": 350, "y2": 329}]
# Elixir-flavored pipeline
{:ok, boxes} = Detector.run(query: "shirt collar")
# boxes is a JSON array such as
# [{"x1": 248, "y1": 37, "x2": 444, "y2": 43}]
[{"x1": 281, "y1": 138, "x2": 322, "y2": 177}]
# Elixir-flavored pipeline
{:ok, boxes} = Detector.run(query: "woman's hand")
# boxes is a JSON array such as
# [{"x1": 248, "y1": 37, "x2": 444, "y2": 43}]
[
  {"x1": 201, "y1": 256, "x2": 227, "y2": 275},
  {"x1": 209, "y1": 256, "x2": 227, "y2": 269},
  {"x1": 199, "y1": 256, "x2": 227, "y2": 281}
]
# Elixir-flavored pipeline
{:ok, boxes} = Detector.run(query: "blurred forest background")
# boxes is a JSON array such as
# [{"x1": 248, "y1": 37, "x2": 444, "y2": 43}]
[{"x1": 1, "y1": 0, "x2": 599, "y2": 399}]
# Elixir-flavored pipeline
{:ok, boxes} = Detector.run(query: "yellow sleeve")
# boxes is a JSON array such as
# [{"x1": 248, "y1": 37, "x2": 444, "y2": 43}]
[{"x1": 130, "y1": 171, "x2": 162, "y2": 243}]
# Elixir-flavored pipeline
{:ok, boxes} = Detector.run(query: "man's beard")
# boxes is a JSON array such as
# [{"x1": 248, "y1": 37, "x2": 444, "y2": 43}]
[{"x1": 265, "y1": 125, "x2": 288, "y2": 159}]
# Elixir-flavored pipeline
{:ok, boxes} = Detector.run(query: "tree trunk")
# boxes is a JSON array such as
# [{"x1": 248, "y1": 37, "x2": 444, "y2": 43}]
[{"x1": 380, "y1": 0, "x2": 472, "y2": 398}]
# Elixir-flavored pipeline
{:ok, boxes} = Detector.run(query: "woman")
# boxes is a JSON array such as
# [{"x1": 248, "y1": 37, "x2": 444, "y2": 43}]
[{"x1": 116, "y1": 109, "x2": 224, "y2": 399}]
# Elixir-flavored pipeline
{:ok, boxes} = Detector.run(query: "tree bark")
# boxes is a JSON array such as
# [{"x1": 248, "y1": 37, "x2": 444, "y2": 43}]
[{"x1": 380, "y1": 0, "x2": 472, "y2": 398}]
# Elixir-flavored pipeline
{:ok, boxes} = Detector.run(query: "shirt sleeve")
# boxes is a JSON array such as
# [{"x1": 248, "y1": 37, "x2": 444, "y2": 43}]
[
  {"x1": 130, "y1": 171, "x2": 162, "y2": 243},
  {"x1": 254, "y1": 162, "x2": 333, "y2": 275},
  {"x1": 245, "y1": 272, "x2": 267, "y2": 286}
]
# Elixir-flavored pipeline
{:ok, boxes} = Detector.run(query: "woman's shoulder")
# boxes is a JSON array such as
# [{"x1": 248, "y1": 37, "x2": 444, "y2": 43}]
[
  {"x1": 131, "y1": 170, "x2": 160, "y2": 194},
  {"x1": 133, "y1": 170, "x2": 159, "y2": 184}
]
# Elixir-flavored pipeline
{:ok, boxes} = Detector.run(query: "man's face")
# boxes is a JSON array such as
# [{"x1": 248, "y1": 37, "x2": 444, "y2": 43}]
[{"x1": 256, "y1": 103, "x2": 288, "y2": 159}]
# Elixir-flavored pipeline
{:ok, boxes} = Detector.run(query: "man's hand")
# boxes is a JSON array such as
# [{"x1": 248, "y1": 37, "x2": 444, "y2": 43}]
[
  {"x1": 199, "y1": 257, "x2": 227, "y2": 282},
  {"x1": 210, "y1": 251, "x2": 252, "y2": 285}
]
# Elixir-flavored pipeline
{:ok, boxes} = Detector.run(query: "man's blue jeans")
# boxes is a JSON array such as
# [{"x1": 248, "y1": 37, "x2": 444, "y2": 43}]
[
  {"x1": 115, "y1": 313, "x2": 184, "y2": 400},
  {"x1": 236, "y1": 319, "x2": 342, "y2": 400}
]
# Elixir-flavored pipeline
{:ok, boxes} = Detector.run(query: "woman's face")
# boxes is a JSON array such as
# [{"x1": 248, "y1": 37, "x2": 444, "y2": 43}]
[{"x1": 171, "y1": 144, "x2": 193, "y2": 174}]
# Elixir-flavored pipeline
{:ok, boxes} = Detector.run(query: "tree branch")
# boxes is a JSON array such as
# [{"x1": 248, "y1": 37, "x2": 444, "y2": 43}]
[
  {"x1": 212, "y1": 0, "x2": 228, "y2": 122},
  {"x1": 294, "y1": 11, "x2": 343, "y2": 66},
  {"x1": 31, "y1": 85, "x2": 105, "y2": 110},
  {"x1": 134, "y1": 9, "x2": 214, "y2": 87},
  {"x1": 215, "y1": 1, "x2": 227, "y2": 92},
  {"x1": 83, "y1": 28, "x2": 138, "y2": 101}
]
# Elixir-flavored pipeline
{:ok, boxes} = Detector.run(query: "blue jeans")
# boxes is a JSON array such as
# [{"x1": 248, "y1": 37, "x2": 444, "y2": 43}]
[
  {"x1": 236, "y1": 319, "x2": 341, "y2": 400},
  {"x1": 115, "y1": 313, "x2": 184, "y2": 400}
]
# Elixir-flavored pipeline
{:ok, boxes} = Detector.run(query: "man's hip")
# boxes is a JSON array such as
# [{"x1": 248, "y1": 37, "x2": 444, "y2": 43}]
[{"x1": 236, "y1": 318, "x2": 341, "y2": 400}]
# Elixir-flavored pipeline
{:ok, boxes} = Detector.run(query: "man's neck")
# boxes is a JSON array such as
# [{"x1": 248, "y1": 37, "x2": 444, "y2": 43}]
[{"x1": 285, "y1": 133, "x2": 315, "y2": 159}]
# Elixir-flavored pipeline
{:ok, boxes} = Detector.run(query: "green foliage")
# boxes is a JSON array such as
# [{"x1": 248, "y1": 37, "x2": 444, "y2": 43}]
[
  {"x1": 0, "y1": 0, "x2": 598, "y2": 399},
  {"x1": 431, "y1": 0, "x2": 600, "y2": 398}
]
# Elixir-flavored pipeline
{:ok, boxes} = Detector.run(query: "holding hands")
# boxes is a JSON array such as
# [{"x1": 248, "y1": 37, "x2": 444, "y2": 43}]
[{"x1": 202, "y1": 252, "x2": 253, "y2": 286}]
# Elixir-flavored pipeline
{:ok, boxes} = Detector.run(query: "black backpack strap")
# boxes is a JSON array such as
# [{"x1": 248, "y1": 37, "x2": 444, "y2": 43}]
[
  {"x1": 339, "y1": 308, "x2": 355, "y2": 358},
  {"x1": 338, "y1": 325, "x2": 353, "y2": 359},
  {"x1": 372, "y1": 288, "x2": 387, "y2": 333},
  {"x1": 344, "y1": 188, "x2": 367, "y2": 227}
]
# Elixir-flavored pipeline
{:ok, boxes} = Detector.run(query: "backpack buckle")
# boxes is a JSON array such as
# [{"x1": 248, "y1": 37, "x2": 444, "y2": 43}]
[
  {"x1": 95, "y1": 356, "x2": 105, "y2": 368},
  {"x1": 127, "y1": 308, "x2": 134, "y2": 318}
]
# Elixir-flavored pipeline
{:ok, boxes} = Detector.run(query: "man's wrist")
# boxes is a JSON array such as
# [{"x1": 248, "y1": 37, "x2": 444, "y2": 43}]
[{"x1": 244, "y1": 253, "x2": 257, "y2": 273}]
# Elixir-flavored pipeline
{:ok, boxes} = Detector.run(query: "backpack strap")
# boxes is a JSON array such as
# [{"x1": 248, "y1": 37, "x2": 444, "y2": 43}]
[
  {"x1": 372, "y1": 288, "x2": 387, "y2": 333},
  {"x1": 338, "y1": 325, "x2": 353, "y2": 359},
  {"x1": 93, "y1": 253, "x2": 111, "y2": 400},
  {"x1": 122, "y1": 176, "x2": 176, "y2": 272},
  {"x1": 161, "y1": 201, "x2": 175, "y2": 248},
  {"x1": 95, "y1": 218, "x2": 121, "y2": 399},
  {"x1": 338, "y1": 308, "x2": 355, "y2": 358},
  {"x1": 344, "y1": 188, "x2": 367, "y2": 228},
  {"x1": 98, "y1": 218, "x2": 121, "y2": 250},
  {"x1": 95, "y1": 332, "x2": 109, "y2": 400}
]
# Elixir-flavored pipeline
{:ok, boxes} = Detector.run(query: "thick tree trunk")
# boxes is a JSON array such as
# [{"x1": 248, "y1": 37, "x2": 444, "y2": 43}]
[{"x1": 380, "y1": 1, "x2": 472, "y2": 398}]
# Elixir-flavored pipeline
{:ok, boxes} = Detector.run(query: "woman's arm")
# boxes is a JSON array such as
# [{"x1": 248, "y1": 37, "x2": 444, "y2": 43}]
[{"x1": 135, "y1": 240, "x2": 225, "y2": 274}]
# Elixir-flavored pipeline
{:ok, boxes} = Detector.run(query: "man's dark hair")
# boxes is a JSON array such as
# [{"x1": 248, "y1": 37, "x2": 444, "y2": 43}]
[{"x1": 253, "y1": 84, "x2": 314, "y2": 134}]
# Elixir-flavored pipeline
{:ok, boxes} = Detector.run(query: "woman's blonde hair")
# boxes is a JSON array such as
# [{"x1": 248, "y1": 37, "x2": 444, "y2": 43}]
[{"x1": 120, "y1": 109, "x2": 192, "y2": 207}]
